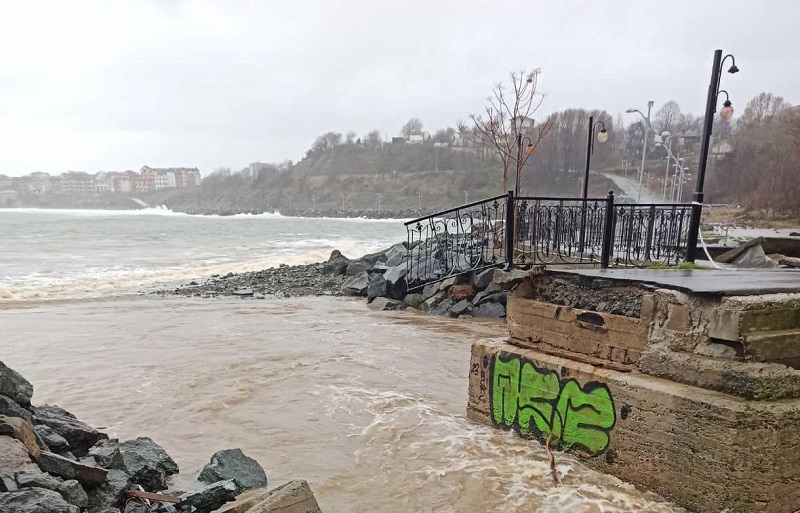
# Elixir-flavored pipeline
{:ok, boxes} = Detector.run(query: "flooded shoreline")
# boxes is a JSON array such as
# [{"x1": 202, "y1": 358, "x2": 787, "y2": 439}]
[{"x1": 1, "y1": 295, "x2": 683, "y2": 512}]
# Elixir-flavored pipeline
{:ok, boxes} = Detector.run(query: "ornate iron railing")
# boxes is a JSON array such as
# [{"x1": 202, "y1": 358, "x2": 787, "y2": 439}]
[
  {"x1": 404, "y1": 191, "x2": 695, "y2": 290},
  {"x1": 610, "y1": 203, "x2": 692, "y2": 266},
  {"x1": 513, "y1": 197, "x2": 610, "y2": 266},
  {"x1": 405, "y1": 194, "x2": 510, "y2": 291}
]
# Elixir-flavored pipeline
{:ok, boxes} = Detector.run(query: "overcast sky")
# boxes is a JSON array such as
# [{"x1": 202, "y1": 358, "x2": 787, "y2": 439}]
[{"x1": 1, "y1": 0, "x2": 797, "y2": 176}]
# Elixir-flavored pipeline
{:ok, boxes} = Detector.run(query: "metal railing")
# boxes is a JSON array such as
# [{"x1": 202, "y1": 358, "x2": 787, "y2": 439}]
[
  {"x1": 405, "y1": 194, "x2": 510, "y2": 291},
  {"x1": 405, "y1": 191, "x2": 695, "y2": 290}
]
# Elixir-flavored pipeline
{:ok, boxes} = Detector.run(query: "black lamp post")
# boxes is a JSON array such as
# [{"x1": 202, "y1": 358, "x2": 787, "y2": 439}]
[
  {"x1": 515, "y1": 133, "x2": 534, "y2": 196},
  {"x1": 685, "y1": 49, "x2": 738, "y2": 262},
  {"x1": 578, "y1": 115, "x2": 608, "y2": 255},
  {"x1": 582, "y1": 115, "x2": 609, "y2": 200}
]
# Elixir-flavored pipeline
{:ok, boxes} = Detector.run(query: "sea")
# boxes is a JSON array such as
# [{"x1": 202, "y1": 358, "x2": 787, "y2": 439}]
[{"x1": 0, "y1": 208, "x2": 683, "y2": 513}]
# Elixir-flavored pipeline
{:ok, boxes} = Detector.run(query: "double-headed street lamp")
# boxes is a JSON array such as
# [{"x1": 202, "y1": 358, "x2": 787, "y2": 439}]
[
  {"x1": 582, "y1": 115, "x2": 609, "y2": 200},
  {"x1": 685, "y1": 49, "x2": 738, "y2": 262},
  {"x1": 626, "y1": 101, "x2": 655, "y2": 203}
]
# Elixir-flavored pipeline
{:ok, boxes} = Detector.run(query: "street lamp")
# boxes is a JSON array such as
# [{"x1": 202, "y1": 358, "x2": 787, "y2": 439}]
[
  {"x1": 685, "y1": 49, "x2": 739, "y2": 262},
  {"x1": 582, "y1": 115, "x2": 608, "y2": 200},
  {"x1": 514, "y1": 116, "x2": 536, "y2": 196},
  {"x1": 626, "y1": 100, "x2": 655, "y2": 203}
]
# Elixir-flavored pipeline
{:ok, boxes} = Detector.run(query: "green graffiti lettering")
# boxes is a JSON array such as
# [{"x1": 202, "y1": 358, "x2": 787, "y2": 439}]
[
  {"x1": 517, "y1": 361, "x2": 559, "y2": 436},
  {"x1": 551, "y1": 380, "x2": 616, "y2": 455},
  {"x1": 491, "y1": 357, "x2": 520, "y2": 427},
  {"x1": 489, "y1": 356, "x2": 616, "y2": 456}
]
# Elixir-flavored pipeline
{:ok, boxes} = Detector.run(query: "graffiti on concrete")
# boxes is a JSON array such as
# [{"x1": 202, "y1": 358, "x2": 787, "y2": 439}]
[{"x1": 490, "y1": 355, "x2": 616, "y2": 455}]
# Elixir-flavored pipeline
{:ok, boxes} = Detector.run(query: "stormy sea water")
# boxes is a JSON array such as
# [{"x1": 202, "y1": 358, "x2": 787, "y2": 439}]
[{"x1": 0, "y1": 208, "x2": 683, "y2": 512}]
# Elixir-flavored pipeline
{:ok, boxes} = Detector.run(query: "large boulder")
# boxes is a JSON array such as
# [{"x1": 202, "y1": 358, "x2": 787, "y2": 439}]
[
  {"x1": 446, "y1": 284, "x2": 476, "y2": 301},
  {"x1": 322, "y1": 250, "x2": 349, "y2": 275},
  {"x1": 368, "y1": 297, "x2": 404, "y2": 311},
  {"x1": 384, "y1": 244, "x2": 408, "y2": 267},
  {"x1": 216, "y1": 480, "x2": 322, "y2": 513},
  {"x1": 197, "y1": 448, "x2": 267, "y2": 492},
  {"x1": 0, "y1": 487, "x2": 80, "y2": 513},
  {"x1": 433, "y1": 299, "x2": 456, "y2": 316},
  {"x1": 403, "y1": 293, "x2": 422, "y2": 309},
  {"x1": 0, "y1": 436, "x2": 37, "y2": 475},
  {"x1": 474, "y1": 302, "x2": 506, "y2": 318},
  {"x1": 344, "y1": 260, "x2": 371, "y2": 276},
  {"x1": 37, "y1": 451, "x2": 108, "y2": 487},
  {"x1": 29, "y1": 405, "x2": 107, "y2": 457},
  {"x1": 383, "y1": 265, "x2": 408, "y2": 286},
  {"x1": 419, "y1": 291, "x2": 446, "y2": 312},
  {"x1": 0, "y1": 361, "x2": 33, "y2": 406},
  {"x1": 179, "y1": 479, "x2": 242, "y2": 513},
  {"x1": 473, "y1": 268, "x2": 496, "y2": 290},
  {"x1": 15, "y1": 472, "x2": 88, "y2": 510},
  {"x1": 0, "y1": 395, "x2": 33, "y2": 424},
  {"x1": 33, "y1": 425, "x2": 69, "y2": 455},
  {"x1": 87, "y1": 469, "x2": 131, "y2": 512},
  {"x1": 340, "y1": 272, "x2": 369, "y2": 296},
  {"x1": 366, "y1": 273, "x2": 388, "y2": 302},
  {"x1": 97, "y1": 438, "x2": 179, "y2": 491},
  {"x1": 0, "y1": 415, "x2": 41, "y2": 460},
  {"x1": 450, "y1": 299, "x2": 473, "y2": 317}
]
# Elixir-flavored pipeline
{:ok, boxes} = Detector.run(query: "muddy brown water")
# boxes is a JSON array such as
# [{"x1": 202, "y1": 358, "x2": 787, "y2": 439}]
[{"x1": 1, "y1": 296, "x2": 683, "y2": 512}]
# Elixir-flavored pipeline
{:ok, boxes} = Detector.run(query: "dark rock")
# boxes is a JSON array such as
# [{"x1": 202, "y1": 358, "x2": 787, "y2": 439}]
[
  {"x1": 403, "y1": 293, "x2": 422, "y2": 309},
  {"x1": 419, "y1": 291, "x2": 446, "y2": 312},
  {"x1": 450, "y1": 299, "x2": 473, "y2": 317},
  {"x1": 473, "y1": 268, "x2": 496, "y2": 290},
  {"x1": 433, "y1": 298, "x2": 456, "y2": 316},
  {"x1": 0, "y1": 395, "x2": 33, "y2": 424},
  {"x1": 179, "y1": 479, "x2": 241, "y2": 513},
  {"x1": 438, "y1": 276, "x2": 458, "y2": 290},
  {"x1": 341, "y1": 272, "x2": 369, "y2": 296},
  {"x1": 790, "y1": 232, "x2": 800, "y2": 237},
  {"x1": 383, "y1": 265, "x2": 408, "y2": 286},
  {"x1": 17, "y1": 473, "x2": 89, "y2": 510},
  {"x1": 447, "y1": 284, "x2": 476, "y2": 301},
  {"x1": 0, "y1": 361, "x2": 33, "y2": 406},
  {"x1": 58, "y1": 480, "x2": 88, "y2": 509},
  {"x1": 420, "y1": 282, "x2": 439, "y2": 301},
  {"x1": 37, "y1": 451, "x2": 108, "y2": 486},
  {"x1": 474, "y1": 302, "x2": 506, "y2": 318},
  {"x1": 34, "y1": 425, "x2": 67, "y2": 454},
  {"x1": 197, "y1": 448, "x2": 267, "y2": 492},
  {"x1": 0, "y1": 487, "x2": 80, "y2": 513},
  {"x1": 0, "y1": 436, "x2": 37, "y2": 475},
  {"x1": 232, "y1": 288, "x2": 254, "y2": 297},
  {"x1": 345, "y1": 260, "x2": 372, "y2": 276},
  {"x1": 384, "y1": 244, "x2": 408, "y2": 267},
  {"x1": 107, "y1": 438, "x2": 179, "y2": 492},
  {"x1": 29, "y1": 404, "x2": 107, "y2": 457},
  {"x1": 370, "y1": 262, "x2": 389, "y2": 274},
  {"x1": 355, "y1": 251, "x2": 387, "y2": 266},
  {"x1": 368, "y1": 297, "x2": 404, "y2": 311},
  {"x1": 366, "y1": 273, "x2": 388, "y2": 302},
  {"x1": 87, "y1": 469, "x2": 130, "y2": 512},
  {"x1": 322, "y1": 250, "x2": 350, "y2": 275},
  {"x1": 87, "y1": 441, "x2": 125, "y2": 470}
]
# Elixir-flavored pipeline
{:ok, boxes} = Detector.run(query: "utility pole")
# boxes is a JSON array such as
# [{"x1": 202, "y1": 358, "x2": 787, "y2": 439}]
[{"x1": 376, "y1": 193, "x2": 382, "y2": 211}]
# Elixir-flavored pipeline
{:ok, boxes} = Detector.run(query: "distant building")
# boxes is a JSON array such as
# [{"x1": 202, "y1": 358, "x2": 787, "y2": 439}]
[
  {"x1": 61, "y1": 171, "x2": 94, "y2": 194},
  {"x1": 407, "y1": 134, "x2": 425, "y2": 144},
  {"x1": 141, "y1": 166, "x2": 200, "y2": 190},
  {"x1": 391, "y1": 137, "x2": 405, "y2": 145}
]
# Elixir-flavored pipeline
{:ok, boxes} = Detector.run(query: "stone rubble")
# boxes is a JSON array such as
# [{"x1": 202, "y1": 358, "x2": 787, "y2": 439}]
[{"x1": 0, "y1": 361, "x2": 323, "y2": 513}]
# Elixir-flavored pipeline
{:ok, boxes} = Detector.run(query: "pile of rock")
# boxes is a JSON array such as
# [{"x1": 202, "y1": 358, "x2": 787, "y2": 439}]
[
  {"x1": 325, "y1": 245, "x2": 526, "y2": 319},
  {"x1": 0, "y1": 361, "x2": 322, "y2": 513}
]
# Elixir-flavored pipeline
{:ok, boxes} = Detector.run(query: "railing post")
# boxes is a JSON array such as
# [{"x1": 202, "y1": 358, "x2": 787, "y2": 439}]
[
  {"x1": 601, "y1": 190, "x2": 615, "y2": 268},
  {"x1": 505, "y1": 190, "x2": 515, "y2": 268},
  {"x1": 644, "y1": 204, "x2": 656, "y2": 261}
]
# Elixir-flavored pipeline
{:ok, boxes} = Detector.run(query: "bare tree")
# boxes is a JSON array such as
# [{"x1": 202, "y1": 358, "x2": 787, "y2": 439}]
[
  {"x1": 738, "y1": 92, "x2": 792, "y2": 128},
  {"x1": 345, "y1": 131, "x2": 357, "y2": 144},
  {"x1": 366, "y1": 130, "x2": 382, "y2": 147},
  {"x1": 470, "y1": 69, "x2": 553, "y2": 194},
  {"x1": 653, "y1": 101, "x2": 686, "y2": 134},
  {"x1": 401, "y1": 118, "x2": 424, "y2": 138}
]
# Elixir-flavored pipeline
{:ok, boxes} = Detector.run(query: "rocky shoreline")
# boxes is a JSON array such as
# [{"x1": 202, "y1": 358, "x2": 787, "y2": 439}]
[
  {"x1": 0, "y1": 361, "x2": 322, "y2": 513},
  {"x1": 160, "y1": 242, "x2": 521, "y2": 320}
]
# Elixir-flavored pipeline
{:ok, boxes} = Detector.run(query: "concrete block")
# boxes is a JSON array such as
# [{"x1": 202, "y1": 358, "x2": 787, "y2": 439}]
[{"x1": 467, "y1": 339, "x2": 800, "y2": 513}]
